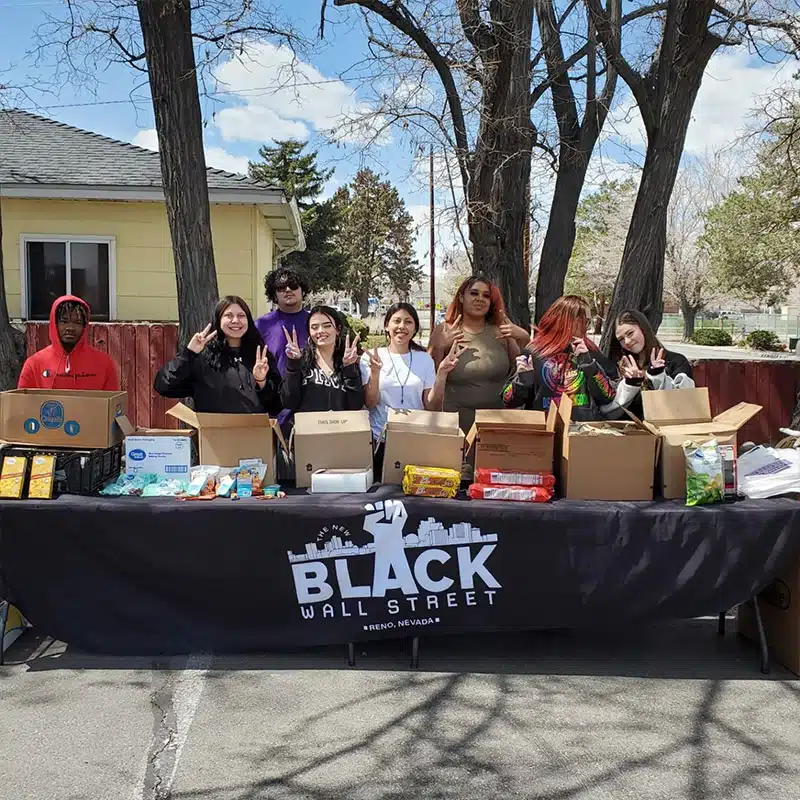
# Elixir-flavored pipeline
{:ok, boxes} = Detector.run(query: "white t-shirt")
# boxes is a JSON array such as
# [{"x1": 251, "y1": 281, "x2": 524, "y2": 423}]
[{"x1": 359, "y1": 347, "x2": 437, "y2": 439}]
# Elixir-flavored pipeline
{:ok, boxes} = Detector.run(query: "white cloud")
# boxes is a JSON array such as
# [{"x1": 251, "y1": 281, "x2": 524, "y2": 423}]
[
  {"x1": 213, "y1": 42, "x2": 386, "y2": 146},
  {"x1": 131, "y1": 129, "x2": 250, "y2": 175},
  {"x1": 606, "y1": 50, "x2": 794, "y2": 156}
]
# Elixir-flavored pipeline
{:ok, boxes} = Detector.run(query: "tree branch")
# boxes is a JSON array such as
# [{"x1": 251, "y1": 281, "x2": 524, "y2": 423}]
[{"x1": 456, "y1": 0, "x2": 496, "y2": 56}]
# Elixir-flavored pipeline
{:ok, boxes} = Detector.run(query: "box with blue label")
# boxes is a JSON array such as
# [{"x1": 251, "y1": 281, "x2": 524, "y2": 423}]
[
  {"x1": 0, "y1": 389, "x2": 128, "y2": 450},
  {"x1": 124, "y1": 431, "x2": 195, "y2": 478}
]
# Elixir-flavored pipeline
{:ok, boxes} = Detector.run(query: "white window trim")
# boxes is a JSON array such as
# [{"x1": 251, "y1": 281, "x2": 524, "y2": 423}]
[{"x1": 20, "y1": 235, "x2": 117, "y2": 321}]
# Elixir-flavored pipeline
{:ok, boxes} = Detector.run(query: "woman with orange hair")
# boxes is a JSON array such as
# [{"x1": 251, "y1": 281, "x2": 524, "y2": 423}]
[
  {"x1": 430, "y1": 275, "x2": 528, "y2": 432},
  {"x1": 503, "y1": 295, "x2": 617, "y2": 420}
]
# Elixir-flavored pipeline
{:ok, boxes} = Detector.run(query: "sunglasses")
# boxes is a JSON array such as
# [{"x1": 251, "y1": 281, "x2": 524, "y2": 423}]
[{"x1": 276, "y1": 282, "x2": 300, "y2": 292}]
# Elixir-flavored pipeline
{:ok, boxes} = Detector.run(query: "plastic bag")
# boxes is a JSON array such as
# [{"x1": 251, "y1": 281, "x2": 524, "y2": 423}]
[
  {"x1": 474, "y1": 469, "x2": 555, "y2": 488},
  {"x1": 468, "y1": 483, "x2": 552, "y2": 503},
  {"x1": 684, "y1": 440, "x2": 723, "y2": 506}
]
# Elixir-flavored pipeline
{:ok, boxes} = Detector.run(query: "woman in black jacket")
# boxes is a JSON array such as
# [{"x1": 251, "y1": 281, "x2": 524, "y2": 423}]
[
  {"x1": 280, "y1": 305, "x2": 364, "y2": 413},
  {"x1": 154, "y1": 295, "x2": 282, "y2": 414}
]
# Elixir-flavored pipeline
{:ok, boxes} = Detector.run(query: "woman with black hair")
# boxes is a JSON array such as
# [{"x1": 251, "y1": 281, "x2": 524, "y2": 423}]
[
  {"x1": 280, "y1": 305, "x2": 365, "y2": 413},
  {"x1": 154, "y1": 295, "x2": 282, "y2": 414},
  {"x1": 602, "y1": 308, "x2": 694, "y2": 420}
]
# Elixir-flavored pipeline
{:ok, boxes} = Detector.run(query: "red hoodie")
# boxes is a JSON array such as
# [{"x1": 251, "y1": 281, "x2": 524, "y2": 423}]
[{"x1": 17, "y1": 295, "x2": 120, "y2": 391}]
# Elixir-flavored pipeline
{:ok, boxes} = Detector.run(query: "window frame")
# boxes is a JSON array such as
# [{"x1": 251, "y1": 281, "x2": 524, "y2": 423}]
[{"x1": 20, "y1": 234, "x2": 117, "y2": 322}]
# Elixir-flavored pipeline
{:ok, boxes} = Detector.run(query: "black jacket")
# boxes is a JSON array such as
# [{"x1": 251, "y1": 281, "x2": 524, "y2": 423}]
[
  {"x1": 154, "y1": 346, "x2": 282, "y2": 415},
  {"x1": 280, "y1": 358, "x2": 364, "y2": 413}
]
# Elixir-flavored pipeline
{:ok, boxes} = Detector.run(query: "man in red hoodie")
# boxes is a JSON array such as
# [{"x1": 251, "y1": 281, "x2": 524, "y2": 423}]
[{"x1": 18, "y1": 295, "x2": 120, "y2": 390}]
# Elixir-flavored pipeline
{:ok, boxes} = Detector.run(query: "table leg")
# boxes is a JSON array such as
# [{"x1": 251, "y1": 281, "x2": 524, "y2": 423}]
[
  {"x1": 410, "y1": 636, "x2": 420, "y2": 669},
  {"x1": 752, "y1": 596, "x2": 770, "y2": 675},
  {"x1": 717, "y1": 611, "x2": 726, "y2": 636},
  {"x1": 347, "y1": 641, "x2": 355, "y2": 667},
  {"x1": 0, "y1": 601, "x2": 9, "y2": 667}
]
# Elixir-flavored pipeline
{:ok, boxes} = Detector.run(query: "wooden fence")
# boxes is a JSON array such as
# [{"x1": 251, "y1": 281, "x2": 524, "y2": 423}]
[{"x1": 25, "y1": 322, "x2": 800, "y2": 442}]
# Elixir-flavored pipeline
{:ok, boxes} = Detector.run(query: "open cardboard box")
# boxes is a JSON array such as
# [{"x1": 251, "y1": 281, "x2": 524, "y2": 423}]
[
  {"x1": 292, "y1": 409, "x2": 373, "y2": 489},
  {"x1": 466, "y1": 408, "x2": 555, "y2": 474},
  {"x1": 382, "y1": 409, "x2": 464, "y2": 484},
  {"x1": 166, "y1": 403, "x2": 285, "y2": 485},
  {"x1": 556, "y1": 394, "x2": 659, "y2": 500},
  {"x1": 116, "y1": 415, "x2": 196, "y2": 479},
  {"x1": 0, "y1": 389, "x2": 128, "y2": 450},
  {"x1": 642, "y1": 388, "x2": 761, "y2": 499}
]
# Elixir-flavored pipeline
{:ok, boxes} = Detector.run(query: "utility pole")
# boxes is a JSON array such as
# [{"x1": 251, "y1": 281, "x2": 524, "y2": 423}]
[{"x1": 429, "y1": 144, "x2": 436, "y2": 334}]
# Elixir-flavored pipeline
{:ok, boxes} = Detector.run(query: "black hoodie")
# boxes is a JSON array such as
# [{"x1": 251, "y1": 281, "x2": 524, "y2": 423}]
[
  {"x1": 280, "y1": 357, "x2": 364, "y2": 413},
  {"x1": 154, "y1": 345, "x2": 282, "y2": 415}
]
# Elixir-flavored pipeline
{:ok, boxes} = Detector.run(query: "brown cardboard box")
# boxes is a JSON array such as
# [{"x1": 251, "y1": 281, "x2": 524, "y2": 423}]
[
  {"x1": 293, "y1": 410, "x2": 372, "y2": 489},
  {"x1": 0, "y1": 389, "x2": 128, "y2": 450},
  {"x1": 466, "y1": 408, "x2": 555, "y2": 474},
  {"x1": 642, "y1": 389, "x2": 762, "y2": 499},
  {"x1": 166, "y1": 403, "x2": 283, "y2": 484},
  {"x1": 556, "y1": 395, "x2": 659, "y2": 500},
  {"x1": 382, "y1": 409, "x2": 465, "y2": 484},
  {"x1": 738, "y1": 557, "x2": 800, "y2": 676}
]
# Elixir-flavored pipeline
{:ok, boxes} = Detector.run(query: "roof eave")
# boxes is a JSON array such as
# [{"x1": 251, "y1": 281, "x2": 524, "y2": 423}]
[{"x1": 258, "y1": 196, "x2": 306, "y2": 255}]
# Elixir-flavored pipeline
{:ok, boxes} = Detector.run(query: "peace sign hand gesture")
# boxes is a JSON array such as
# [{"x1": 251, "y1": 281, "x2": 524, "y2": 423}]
[
  {"x1": 496, "y1": 312, "x2": 515, "y2": 340},
  {"x1": 367, "y1": 347, "x2": 382, "y2": 375},
  {"x1": 440, "y1": 314, "x2": 464, "y2": 349},
  {"x1": 188, "y1": 324, "x2": 217, "y2": 354},
  {"x1": 438, "y1": 341, "x2": 466, "y2": 375},
  {"x1": 252, "y1": 346, "x2": 271, "y2": 384},
  {"x1": 343, "y1": 332, "x2": 361, "y2": 367},
  {"x1": 619, "y1": 354, "x2": 645, "y2": 381},
  {"x1": 283, "y1": 326, "x2": 302, "y2": 360},
  {"x1": 650, "y1": 348, "x2": 666, "y2": 370}
]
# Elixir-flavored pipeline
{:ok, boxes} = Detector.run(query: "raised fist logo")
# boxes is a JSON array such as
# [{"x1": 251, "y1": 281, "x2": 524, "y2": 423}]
[
  {"x1": 363, "y1": 499, "x2": 408, "y2": 545},
  {"x1": 363, "y1": 499, "x2": 415, "y2": 597}
]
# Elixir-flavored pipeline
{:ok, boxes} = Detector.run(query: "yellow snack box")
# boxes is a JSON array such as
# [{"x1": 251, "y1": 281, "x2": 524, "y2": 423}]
[
  {"x1": 402, "y1": 465, "x2": 461, "y2": 499},
  {"x1": 0, "y1": 456, "x2": 27, "y2": 499},
  {"x1": 28, "y1": 455, "x2": 56, "y2": 499}
]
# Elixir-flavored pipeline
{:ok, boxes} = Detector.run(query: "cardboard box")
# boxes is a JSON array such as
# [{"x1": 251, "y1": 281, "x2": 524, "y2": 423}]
[
  {"x1": 123, "y1": 431, "x2": 195, "y2": 478},
  {"x1": 166, "y1": 403, "x2": 284, "y2": 484},
  {"x1": 311, "y1": 468, "x2": 374, "y2": 493},
  {"x1": 556, "y1": 395, "x2": 659, "y2": 500},
  {"x1": 738, "y1": 557, "x2": 800, "y2": 676},
  {"x1": 382, "y1": 409, "x2": 465, "y2": 484},
  {"x1": 293, "y1": 410, "x2": 372, "y2": 489},
  {"x1": 465, "y1": 408, "x2": 555, "y2": 474},
  {"x1": 642, "y1": 389, "x2": 761, "y2": 499},
  {"x1": 0, "y1": 389, "x2": 127, "y2": 450}
]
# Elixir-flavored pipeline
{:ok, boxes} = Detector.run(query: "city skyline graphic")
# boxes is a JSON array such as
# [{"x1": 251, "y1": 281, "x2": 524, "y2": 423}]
[{"x1": 287, "y1": 517, "x2": 499, "y2": 564}]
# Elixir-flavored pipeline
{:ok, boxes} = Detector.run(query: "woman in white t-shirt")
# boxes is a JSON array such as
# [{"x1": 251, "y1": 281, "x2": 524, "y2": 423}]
[{"x1": 360, "y1": 302, "x2": 462, "y2": 442}]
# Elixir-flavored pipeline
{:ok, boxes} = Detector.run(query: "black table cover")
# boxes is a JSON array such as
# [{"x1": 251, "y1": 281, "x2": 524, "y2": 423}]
[{"x1": 1, "y1": 489, "x2": 799, "y2": 655}]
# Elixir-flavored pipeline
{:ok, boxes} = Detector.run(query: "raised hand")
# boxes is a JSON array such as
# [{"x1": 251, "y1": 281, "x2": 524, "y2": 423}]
[
  {"x1": 650, "y1": 347, "x2": 665, "y2": 370},
  {"x1": 619, "y1": 354, "x2": 645, "y2": 381},
  {"x1": 283, "y1": 325, "x2": 302, "y2": 360},
  {"x1": 367, "y1": 347, "x2": 383, "y2": 375},
  {"x1": 515, "y1": 354, "x2": 533, "y2": 375},
  {"x1": 438, "y1": 341, "x2": 465, "y2": 375},
  {"x1": 440, "y1": 314, "x2": 463, "y2": 349},
  {"x1": 343, "y1": 332, "x2": 361, "y2": 367},
  {"x1": 496, "y1": 311, "x2": 514, "y2": 340},
  {"x1": 571, "y1": 336, "x2": 589, "y2": 356},
  {"x1": 187, "y1": 324, "x2": 216, "y2": 354},
  {"x1": 252, "y1": 345, "x2": 270, "y2": 384}
]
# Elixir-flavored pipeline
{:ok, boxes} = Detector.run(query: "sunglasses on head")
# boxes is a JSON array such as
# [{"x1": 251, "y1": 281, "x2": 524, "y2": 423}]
[{"x1": 277, "y1": 281, "x2": 300, "y2": 292}]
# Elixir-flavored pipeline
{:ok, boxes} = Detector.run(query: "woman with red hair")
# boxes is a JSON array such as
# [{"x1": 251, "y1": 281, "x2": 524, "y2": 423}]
[
  {"x1": 430, "y1": 275, "x2": 528, "y2": 432},
  {"x1": 503, "y1": 295, "x2": 617, "y2": 420}
]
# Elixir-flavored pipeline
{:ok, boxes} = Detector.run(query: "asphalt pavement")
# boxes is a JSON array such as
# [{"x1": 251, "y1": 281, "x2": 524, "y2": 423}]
[{"x1": 2, "y1": 620, "x2": 799, "y2": 800}]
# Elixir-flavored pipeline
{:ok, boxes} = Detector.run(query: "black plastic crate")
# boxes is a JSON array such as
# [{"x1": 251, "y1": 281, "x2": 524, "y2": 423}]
[{"x1": 0, "y1": 443, "x2": 123, "y2": 496}]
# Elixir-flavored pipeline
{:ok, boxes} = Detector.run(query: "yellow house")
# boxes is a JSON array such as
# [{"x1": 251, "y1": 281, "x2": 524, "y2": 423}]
[{"x1": 0, "y1": 110, "x2": 304, "y2": 322}]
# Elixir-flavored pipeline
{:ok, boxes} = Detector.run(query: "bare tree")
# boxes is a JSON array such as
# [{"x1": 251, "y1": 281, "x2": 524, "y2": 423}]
[
  {"x1": 37, "y1": 0, "x2": 299, "y2": 343},
  {"x1": 588, "y1": 0, "x2": 800, "y2": 352}
]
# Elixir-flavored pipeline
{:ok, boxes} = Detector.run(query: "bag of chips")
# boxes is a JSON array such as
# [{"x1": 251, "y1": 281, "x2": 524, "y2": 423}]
[{"x1": 684, "y1": 440, "x2": 724, "y2": 507}]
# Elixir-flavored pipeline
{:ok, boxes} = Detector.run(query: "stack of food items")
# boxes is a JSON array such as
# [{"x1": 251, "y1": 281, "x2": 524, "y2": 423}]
[
  {"x1": 402, "y1": 466, "x2": 461, "y2": 499},
  {"x1": 468, "y1": 468, "x2": 555, "y2": 503},
  {"x1": 683, "y1": 440, "x2": 737, "y2": 506}
]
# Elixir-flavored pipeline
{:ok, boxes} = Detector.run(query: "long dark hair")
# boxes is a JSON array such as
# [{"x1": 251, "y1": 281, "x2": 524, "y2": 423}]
[
  {"x1": 207, "y1": 295, "x2": 262, "y2": 370},
  {"x1": 383, "y1": 302, "x2": 426, "y2": 352},
  {"x1": 300, "y1": 305, "x2": 349, "y2": 373},
  {"x1": 610, "y1": 309, "x2": 663, "y2": 368}
]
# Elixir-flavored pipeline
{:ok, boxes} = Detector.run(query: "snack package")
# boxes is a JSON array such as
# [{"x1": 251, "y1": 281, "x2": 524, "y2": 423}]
[
  {"x1": 217, "y1": 471, "x2": 237, "y2": 498},
  {"x1": 402, "y1": 465, "x2": 460, "y2": 499},
  {"x1": 187, "y1": 466, "x2": 220, "y2": 498},
  {"x1": 684, "y1": 440, "x2": 724, "y2": 507},
  {"x1": 717, "y1": 444, "x2": 738, "y2": 499},
  {"x1": 0, "y1": 456, "x2": 27, "y2": 499},
  {"x1": 238, "y1": 459, "x2": 267, "y2": 495},
  {"x1": 474, "y1": 469, "x2": 555, "y2": 488},
  {"x1": 101, "y1": 473, "x2": 161, "y2": 496},
  {"x1": 142, "y1": 478, "x2": 189, "y2": 497},
  {"x1": 28, "y1": 455, "x2": 56, "y2": 499},
  {"x1": 468, "y1": 483, "x2": 553, "y2": 503},
  {"x1": 236, "y1": 468, "x2": 253, "y2": 498}
]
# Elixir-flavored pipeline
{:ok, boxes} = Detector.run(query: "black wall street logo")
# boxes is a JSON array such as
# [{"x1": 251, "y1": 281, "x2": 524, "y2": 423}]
[{"x1": 286, "y1": 499, "x2": 501, "y2": 631}]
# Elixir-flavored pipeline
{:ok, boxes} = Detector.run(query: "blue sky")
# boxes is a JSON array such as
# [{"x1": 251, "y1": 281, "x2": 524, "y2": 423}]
[{"x1": 1, "y1": 0, "x2": 795, "y2": 263}]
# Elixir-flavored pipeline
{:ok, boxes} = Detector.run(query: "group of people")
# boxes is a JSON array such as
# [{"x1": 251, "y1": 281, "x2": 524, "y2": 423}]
[{"x1": 19, "y1": 270, "x2": 695, "y2": 467}]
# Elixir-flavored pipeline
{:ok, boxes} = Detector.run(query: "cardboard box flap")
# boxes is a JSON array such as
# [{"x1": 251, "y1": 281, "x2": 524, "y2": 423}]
[
  {"x1": 166, "y1": 403, "x2": 200, "y2": 429},
  {"x1": 166, "y1": 403, "x2": 272, "y2": 430},
  {"x1": 642, "y1": 387, "x2": 711, "y2": 427},
  {"x1": 386, "y1": 409, "x2": 460, "y2": 433},
  {"x1": 5, "y1": 389, "x2": 126, "y2": 400},
  {"x1": 474, "y1": 409, "x2": 548, "y2": 431},
  {"x1": 116, "y1": 414, "x2": 136, "y2": 437},
  {"x1": 293, "y1": 410, "x2": 371, "y2": 436},
  {"x1": 620, "y1": 407, "x2": 661, "y2": 436},
  {"x1": 712, "y1": 402, "x2": 762, "y2": 431},
  {"x1": 271, "y1": 419, "x2": 288, "y2": 453}
]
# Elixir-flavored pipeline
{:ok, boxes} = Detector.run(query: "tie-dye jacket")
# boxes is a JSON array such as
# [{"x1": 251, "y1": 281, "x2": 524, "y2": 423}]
[{"x1": 502, "y1": 347, "x2": 618, "y2": 421}]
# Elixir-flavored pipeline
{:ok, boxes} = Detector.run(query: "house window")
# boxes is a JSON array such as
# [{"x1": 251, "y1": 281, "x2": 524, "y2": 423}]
[{"x1": 23, "y1": 237, "x2": 114, "y2": 321}]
